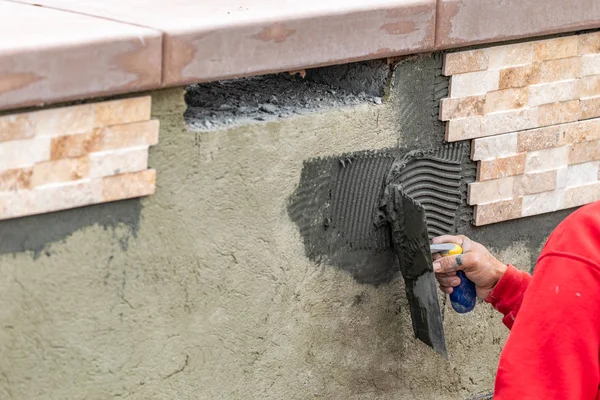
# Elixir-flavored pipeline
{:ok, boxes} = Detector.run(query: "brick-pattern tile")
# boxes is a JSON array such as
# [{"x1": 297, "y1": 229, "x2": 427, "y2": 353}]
[
  {"x1": 443, "y1": 33, "x2": 600, "y2": 225},
  {"x1": 0, "y1": 96, "x2": 158, "y2": 220}
]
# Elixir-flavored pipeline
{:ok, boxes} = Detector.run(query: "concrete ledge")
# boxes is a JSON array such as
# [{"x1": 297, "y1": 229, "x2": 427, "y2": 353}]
[{"x1": 3, "y1": 0, "x2": 600, "y2": 111}]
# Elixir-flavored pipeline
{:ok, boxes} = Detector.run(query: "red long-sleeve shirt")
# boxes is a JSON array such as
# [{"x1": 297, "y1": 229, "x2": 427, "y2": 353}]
[{"x1": 484, "y1": 200, "x2": 600, "y2": 399}]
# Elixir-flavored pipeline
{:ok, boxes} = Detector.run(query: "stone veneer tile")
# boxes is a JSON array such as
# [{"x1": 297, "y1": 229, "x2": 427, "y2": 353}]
[
  {"x1": 102, "y1": 169, "x2": 156, "y2": 202},
  {"x1": 556, "y1": 162, "x2": 600, "y2": 188},
  {"x1": 478, "y1": 153, "x2": 527, "y2": 181},
  {"x1": 50, "y1": 131, "x2": 96, "y2": 160},
  {"x1": 499, "y1": 64, "x2": 540, "y2": 89},
  {"x1": 439, "y1": 95, "x2": 486, "y2": 121},
  {"x1": 578, "y1": 75, "x2": 600, "y2": 98},
  {"x1": 0, "y1": 179, "x2": 102, "y2": 220},
  {"x1": 31, "y1": 157, "x2": 89, "y2": 187},
  {"x1": 563, "y1": 119, "x2": 600, "y2": 143},
  {"x1": 564, "y1": 182, "x2": 600, "y2": 208},
  {"x1": 538, "y1": 57, "x2": 581, "y2": 83},
  {"x1": 471, "y1": 133, "x2": 518, "y2": 161},
  {"x1": 569, "y1": 139, "x2": 600, "y2": 165},
  {"x1": 513, "y1": 170, "x2": 557, "y2": 196},
  {"x1": 0, "y1": 114, "x2": 34, "y2": 142},
  {"x1": 0, "y1": 137, "x2": 50, "y2": 171},
  {"x1": 468, "y1": 177, "x2": 514, "y2": 205},
  {"x1": 474, "y1": 198, "x2": 522, "y2": 226},
  {"x1": 445, "y1": 116, "x2": 486, "y2": 141},
  {"x1": 443, "y1": 49, "x2": 489, "y2": 76},
  {"x1": 521, "y1": 190, "x2": 565, "y2": 216},
  {"x1": 484, "y1": 88, "x2": 528, "y2": 113},
  {"x1": 449, "y1": 70, "x2": 500, "y2": 98},
  {"x1": 579, "y1": 32, "x2": 600, "y2": 55},
  {"x1": 579, "y1": 97, "x2": 600, "y2": 120},
  {"x1": 517, "y1": 125, "x2": 563, "y2": 152},
  {"x1": 92, "y1": 120, "x2": 159, "y2": 152},
  {"x1": 94, "y1": 97, "x2": 152, "y2": 128},
  {"x1": 537, "y1": 100, "x2": 580, "y2": 127},
  {"x1": 525, "y1": 146, "x2": 569, "y2": 173},
  {"x1": 0, "y1": 168, "x2": 33, "y2": 191},
  {"x1": 580, "y1": 54, "x2": 600, "y2": 77},
  {"x1": 34, "y1": 104, "x2": 95, "y2": 137},
  {"x1": 89, "y1": 147, "x2": 149, "y2": 178},
  {"x1": 533, "y1": 36, "x2": 579, "y2": 61},
  {"x1": 486, "y1": 108, "x2": 538, "y2": 136},
  {"x1": 488, "y1": 42, "x2": 533, "y2": 68},
  {"x1": 528, "y1": 80, "x2": 578, "y2": 107}
]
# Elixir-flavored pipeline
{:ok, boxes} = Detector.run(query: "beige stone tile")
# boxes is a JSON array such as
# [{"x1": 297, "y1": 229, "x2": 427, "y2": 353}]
[
  {"x1": 517, "y1": 125, "x2": 563, "y2": 152},
  {"x1": 34, "y1": 103, "x2": 95, "y2": 137},
  {"x1": 445, "y1": 116, "x2": 486, "y2": 142},
  {"x1": 0, "y1": 113, "x2": 34, "y2": 142},
  {"x1": 50, "y1": 132, "x2": 97, "y2": 160},
  {"x1": 0, "y1": 179, "x2": 102, "y2": 220},
  {"x1": 578, "y1": 75, "x2": 600, "y2": 98},
  {"x1": 94, "y1": 97, "x2": 152, "y2": 128},
  {"x1": 31, "y1": 157, "x2": 89, "y2": 188},
  {"x1": 488, "y1": 42, "x2": 533, "y2": 68},
  {"x1": 0, "y1": 167, "x2": 33, "y2": 191},
  {"x1": 563, "y1": 118, "x2": 600, "y2": 143},
  {"x1": 443, "y1": 49, "x2": 489, "y2": 76},
  {"x1": 579, "y1": 97, "x2": 600, "y2": 120},
  {"x1": 486, "y1": 108, "x2": 539, "y2": 136},
  {"x1": 484, "y1": 88, "x2": 528, "y2": 113},
  {"x1": 91, "y1": 120, "x2": 159, "y2": 152},
  {"x1": 527, "y1": 80, "x2": 578, "y2": 107},
  {"x1": 102, "y1": 169, "x2": 156, "y2": 202},
  {"x1": 499, "y1": 64, "x2": 540, "y2": 89},
  {"x1": 478, "y1": 153, "x2": 527, "y2": 181},
  {"x1": 439, "y1": 95, "x2": 486, "y2": 121},
  {"x1": 436, "y1": 0, "x2": 600, "y2": 49},
  {"x1": 0, "y1": 2, "x2": 162, "y2": 112},
  {"x1": 473, "y1": 198, "x2": 522, "y2": 226},
  {"x1": 569, "y1": 139, "x2": 600, "y2": 165},
  {"x1": 522, "y1": 189, "x2": 565, "y2": 216},
  {"x1": 449, "y1": 70, "x2": 500, "y2": 98},
  {"x1": 525, "y1": 145, "x2": 569, "y2": 173},
  {"x1": 538, "y1": 100, "x2": 580, "y2": 127},
  {"x1": 580, "y1": 54, "x2": 600, "y2": 77},
  {"x1": 0, "y1": 137, "x2": 50, "y2": 172},
  {"x1": 513, "y1": 170, "x2": 557, "y2": 196},
  {"x1": 89, "y1": 147, "x2": 149, "y2": 178},
  {"x1": 471, "y1": 133, "x2": 518, "y2": 161},
  {"x1": 538, "y1": 57, "x2": 581, "y2": 83},
  {"x1": 579, "y1": 32, "x2": 600, "y2": 55},
  {"x1": 564, "y1": 182, "x2": 600, "y2": 208},
  {"x1": 534, "y1": 36, "x2": 579, "y2": 61},
  {"x1": 556, "y1": 162, "x2": 600, "y2": 188},
  {"x1": 468, "y1": 177, "x2": 514, "y2": 205}
]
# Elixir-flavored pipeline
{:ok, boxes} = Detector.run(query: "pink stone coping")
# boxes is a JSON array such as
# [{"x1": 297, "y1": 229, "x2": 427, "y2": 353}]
[{"x1": 3, "y1": 0, "x2": 600, "y2": 112}]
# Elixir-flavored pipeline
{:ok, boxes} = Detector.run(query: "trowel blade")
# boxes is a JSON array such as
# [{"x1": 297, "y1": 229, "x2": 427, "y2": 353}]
[{"x1": 384, "y1": 184, "x2": 448, "y2": 358}]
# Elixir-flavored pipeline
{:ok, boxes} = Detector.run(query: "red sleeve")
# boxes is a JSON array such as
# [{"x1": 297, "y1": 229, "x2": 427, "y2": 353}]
[
  {"x1": 493, "y1": 200, "x2": 600, "y2": 399},
  {"x1": 485, "y1": 264, "x2": 531, "y2": 329}
]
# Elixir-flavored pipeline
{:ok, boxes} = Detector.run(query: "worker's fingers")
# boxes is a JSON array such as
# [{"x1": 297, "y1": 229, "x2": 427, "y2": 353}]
[
  {"x1": 456, "y1": 235, "x2": 474, "y2": 253},
  {"x1": 439, "y1": 285, "x2": 454, "y2": 295},
  {"x1": 431, "y1": 235, "x2": 463, "y2": 245},
  {"x1": 432, "y1": 253, "x2": 471, "y2": 274},
  {"x1": 432, "y1": 253, "x2": 442, "y2": 261},
  {"x1": 436, "y1": 275, "x2": 461, "y2": 287}
]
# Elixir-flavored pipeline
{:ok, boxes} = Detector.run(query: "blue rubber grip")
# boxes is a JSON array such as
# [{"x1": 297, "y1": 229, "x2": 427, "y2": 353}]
[{"x1": 449, "y1": 271, "x2": 476, "y2": 313}]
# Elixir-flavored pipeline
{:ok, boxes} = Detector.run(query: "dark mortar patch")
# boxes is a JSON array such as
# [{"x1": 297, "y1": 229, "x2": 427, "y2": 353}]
[
  {"x1": 0, "y1": 199, "x2": 142, "y2": 258},
  {"x1": 184, "y1": 60, "x2": 391, "y2": 131}
]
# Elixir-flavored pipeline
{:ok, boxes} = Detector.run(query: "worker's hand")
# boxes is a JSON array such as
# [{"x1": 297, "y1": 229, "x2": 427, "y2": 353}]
[{"x1": 431, "y1": 235, "x2": 507, "y2": 300}]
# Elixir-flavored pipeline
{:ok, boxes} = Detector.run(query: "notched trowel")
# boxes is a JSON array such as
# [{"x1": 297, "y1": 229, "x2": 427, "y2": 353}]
[{"x1": 379, "y1": 184, "x2": 448, "y2": 358}]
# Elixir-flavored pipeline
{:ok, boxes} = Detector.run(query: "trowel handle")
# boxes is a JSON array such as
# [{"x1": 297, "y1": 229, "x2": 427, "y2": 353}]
[{"x1": 432, "y1": 244, "x2": 476, "y2": 314}]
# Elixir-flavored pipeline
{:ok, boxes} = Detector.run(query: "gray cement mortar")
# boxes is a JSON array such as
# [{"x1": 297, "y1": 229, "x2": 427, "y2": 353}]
[{"x1": 0, "y1": 55, "x2": 576, "y2": 400}]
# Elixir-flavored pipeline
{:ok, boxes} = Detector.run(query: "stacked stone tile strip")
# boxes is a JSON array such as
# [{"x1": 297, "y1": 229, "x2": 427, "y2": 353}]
[
  {"x1": 441, "y1": 33, "x2": 600, "y2": 225},
  {"x1": 0, "y1": 96, "x2": 157, "y2": 220}
]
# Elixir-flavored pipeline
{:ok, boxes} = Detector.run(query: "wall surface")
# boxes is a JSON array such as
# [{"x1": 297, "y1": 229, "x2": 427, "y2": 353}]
[{"x1": 0, "y1": 55, "x2": 574, "y2": 399}]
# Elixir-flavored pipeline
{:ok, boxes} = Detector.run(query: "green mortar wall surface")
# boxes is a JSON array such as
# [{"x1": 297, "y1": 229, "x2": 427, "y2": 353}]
[{"x1": 0, "y1": 56, "x2": 573, "y2": 399}]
